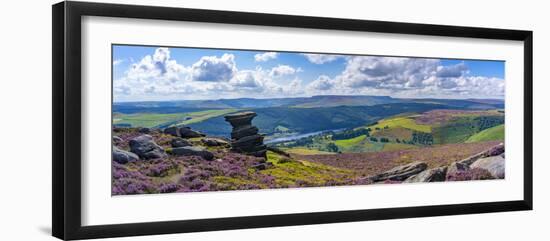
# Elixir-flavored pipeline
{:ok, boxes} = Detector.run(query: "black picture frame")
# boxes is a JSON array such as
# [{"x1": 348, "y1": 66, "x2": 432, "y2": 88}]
[{"x1": 52, "y1": 1, "x2": 533, "y2": 240}]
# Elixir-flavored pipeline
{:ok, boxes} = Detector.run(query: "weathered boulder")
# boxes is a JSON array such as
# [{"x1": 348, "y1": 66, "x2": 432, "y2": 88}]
[
  {"x1": 201, "y1": 137, "x2": 230, "y2": 147},
  {"x1": 224, "y1": 111, "x2": 267, "y2": 158},
  {"x1": 138, "y1": 127, "x2": 151, "y2": 133},
  {"x1": 163, "y1": 126, "x2": 180, "y2": 137},
  {"x1": 370, "y1": 161, "x2": 428, "y2": 182},
  {"x1": 404, "y1": 166, "x2": 447, "y2": 183},
  {"x1": 112, "y1": 146, "x2": 139, "y2": 164},
  {"x1": 113, "y1": 136, "x2": 123, "y2": 143},
  {"x1": 446, "y1": 161, "x2": 470, "y2": 180},
  {"x1": 458, "y1": 143, "x2": 505, "y2": 166},
  {"x1": 129, "y1": 135, "x2": 166, "y2": 159},
  {"x1": 179, "y1": 126, "x2": 205, "y2": 138},
  {"x1": 251, "y1": 162, "x2": 273, "y2": 170},
  {"x1": 470, "y1": 155, "x2": 505, "y2": 179},
  {"x1": 171, "y1": 146, "x2": 214, "y2": 160},
  {"x1": 170, "y1": 138, "x2": 191, "y2": 148}
]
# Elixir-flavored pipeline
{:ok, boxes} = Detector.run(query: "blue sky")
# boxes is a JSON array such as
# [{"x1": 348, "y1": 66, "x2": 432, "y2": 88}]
[{"x1": 112, "y1": 45, "x2": 505, "y2": 102}]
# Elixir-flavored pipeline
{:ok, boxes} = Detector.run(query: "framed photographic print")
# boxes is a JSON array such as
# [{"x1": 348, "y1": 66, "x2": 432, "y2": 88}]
[{"x1": 52, "y1": 1, "x2": 533, "y2": 240}]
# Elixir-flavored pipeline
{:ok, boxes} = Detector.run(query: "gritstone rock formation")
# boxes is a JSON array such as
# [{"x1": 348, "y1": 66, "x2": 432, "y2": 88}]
[{"x1": 224, "y1": 111, "x2": 267, "y2": 158}]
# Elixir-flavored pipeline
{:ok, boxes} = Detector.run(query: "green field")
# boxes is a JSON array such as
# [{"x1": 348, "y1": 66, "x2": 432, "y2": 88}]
[
  {"x1": 113, "y1": 109, "x2": 237, "y2": 128},
  {"x1": 466, "y1": 124, "x2": 504, "y2": 143},
  {"x1": 369, "y1": 117, "x2": 432, "y2": 133}
]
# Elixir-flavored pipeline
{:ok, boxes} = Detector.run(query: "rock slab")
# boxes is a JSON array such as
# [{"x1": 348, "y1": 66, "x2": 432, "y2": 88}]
[
  {"x1": 470, "y1": 155, "x2": 505, "y2": 178},
  {"x1": 171, "y1": 146, "x2": 214, "y2": 160},
  {"x1": 404, "y1": 166, "x2": 447, "y2": 183},
  {"x1": 370, "y1": 161, "x2": 428, "y2": 182}
]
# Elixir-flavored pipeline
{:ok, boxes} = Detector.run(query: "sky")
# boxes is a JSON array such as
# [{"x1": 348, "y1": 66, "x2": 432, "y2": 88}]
[{"x1": 112, "y1": 45, "x2": 505, "y2": 102}]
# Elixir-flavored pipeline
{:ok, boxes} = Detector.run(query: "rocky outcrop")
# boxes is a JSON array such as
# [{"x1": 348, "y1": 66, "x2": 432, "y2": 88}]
[
  {"x1": 201, "y1": 137, "x2": 230, "y2": 147},
  {"x1": 458, "y1": 143, "x2": 504, "y2": 166},
  {"x1": 112, "y1": 146, "x2": 139, "y2": 164},
  {"x1": 445, "y1": 161, "x2": 470, "y2": 180},
  {"x1": 370, "y1": 161, "x2": 428, "y2": 182},
  {"x1": 138, "y1": 127, "x2": 151, "y2": 133},
  {"x1": 170, "y1": 138, "x2": 191, "y2": 148},
  {"x1": 470, "y1": 155, "x2": 505, "y2": 178},
  {"x1": 171, "y1": 146, "x2": 214, "y2": 160},
  {"x1": 113, "y1": 136, "x2": 123, "y2": 143},
  {"x1": 129, "y1": 135, "x2": 166, "y2": 159},
  {"x1": 179, "y1": 127, "x2": 205, "y2": 138},
  {"x1": 404, "y1": 166, "x2": 447, "y2": 183},
  {"x1": 163, "y1": 126, "x2": 205, "y2": 138},
  {"x1": 163, "y1": 126, "x2": 180, "y2": 137},
  {"x1": 224, "y1": 112, "x2": 267, "y2": 158}
]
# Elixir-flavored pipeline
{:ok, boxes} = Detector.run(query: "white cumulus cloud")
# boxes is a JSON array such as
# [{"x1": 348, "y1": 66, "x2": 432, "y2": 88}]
[
  {"x1": 190, "y1": 54, "x2": 237, "y2": 82},
  {"x1": 302, "y1": 54, "x2": 342, "y2": 64},
  {"x1": 254, "y1": 52, "x2": 278, "y2": 62}
]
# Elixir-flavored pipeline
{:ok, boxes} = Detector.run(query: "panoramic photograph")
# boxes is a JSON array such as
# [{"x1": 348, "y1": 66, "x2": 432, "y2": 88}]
[{"x1": 111, "y1": 45, "x2": 505, "y2": 195}]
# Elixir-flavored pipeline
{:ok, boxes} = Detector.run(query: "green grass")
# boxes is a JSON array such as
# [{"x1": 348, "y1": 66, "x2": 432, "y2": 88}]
[
  {"x1": 334, "y1": 135, "x2": 367, "y2": 148},
  {"x1": 283, "y1": 148, "x2": 335, "y2": 155},
  {"x1": 466, "y1": 124, "x2": 504, "y2": 143},
  {"x1": 370, "y1": 117, "x2": 432, "y2": 133},
  {"x1": 113, "y1": 113, "x2": 189, "y2": 128},
  {"x1": 262, "y1": 151, "x2": 355, "y2": 186},
  {"x1": 173, "y1": 109, "x2": 238, "y2": 125},
  {"x1": 113, "y1": 109, "x2": 237, "y2": 128}
]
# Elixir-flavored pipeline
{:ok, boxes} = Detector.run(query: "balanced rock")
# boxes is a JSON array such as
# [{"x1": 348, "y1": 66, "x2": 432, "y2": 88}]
[
  {"x1": 129, "y1": 135, "x2": 166, "y2": 159},
  {"x1": 404, "y1": 166, "x2": 447, "y2": 183},
  {"x1": 171, "y1": 137, "x2": 191, "y2": 148},
  {"x1": 470, "y1": 155, "x2": 505, "y2": 179},
  {"x1": 171, "y1": 146, "x2": 214, "y2": 160},
  {"x1": 112, "y1": 146, "x2": 139, "y2": 164},
  {"x1": 370, "y1": 161, "x2": 428, "y2": 182},
  {"x1": 224, "y1": 112, "x2": 267, "y2": 158}
]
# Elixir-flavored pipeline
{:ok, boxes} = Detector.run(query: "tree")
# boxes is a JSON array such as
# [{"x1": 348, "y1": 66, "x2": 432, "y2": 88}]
[{"x1": 326, "y1": 143, "x2": 339, "y2": 152}]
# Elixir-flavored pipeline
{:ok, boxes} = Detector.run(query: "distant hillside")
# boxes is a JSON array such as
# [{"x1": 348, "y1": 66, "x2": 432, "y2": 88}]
[
  {"x1": 114, "y1": 95, "x2": 504, "y2": 113},
  {"x1": 466, "y1": 124, "x2": 505, "y2": 143},
  {"x1": 188, "y1": 103, "x2": 457, "y2": 137}
]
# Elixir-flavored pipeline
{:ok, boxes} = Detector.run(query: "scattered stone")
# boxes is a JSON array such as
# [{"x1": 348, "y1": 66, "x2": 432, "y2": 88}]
[
  {"x1": 171, "y1": 146, "x2": 214, "y2": 160},
  {"x1": 129, "y1": 135, "x2": 166, "y2": 159},
  {"x1": 252, "y1": 162, "x2": 273, "y2": 170},
  {"x1": 404, "y1": 166, "x2": 447, "y2": 183},
  {"x1": 112, "y1": 146, "x2": 139, "y2": 164},
  {"x1": 138, "y1": 127, "x2": 151, "y2": 133},
  {"x1": 163, "y1": 126, "x2": 180, "y2": 137},
  {"x1": 470, "y1": 155, "x2": 505, "y2": 179},
  {"x1": 170, "y1": 138, "x2": 192, "y2": 148},
  {"x1": 370, "y1": 161, "x2": 428, "y2": 182},
  {"x1": 113, "y1": 136, "x2": 123, "y2": 143},
  {"x1": 224, "y1": 111, "x2": 267, "y2": 158},
  {"x1": 201, "y1": 137, "x2": 230, "y2": 147},
  {"x1": 179, "y1": 126, "x2": 205, "y2": 138}
]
